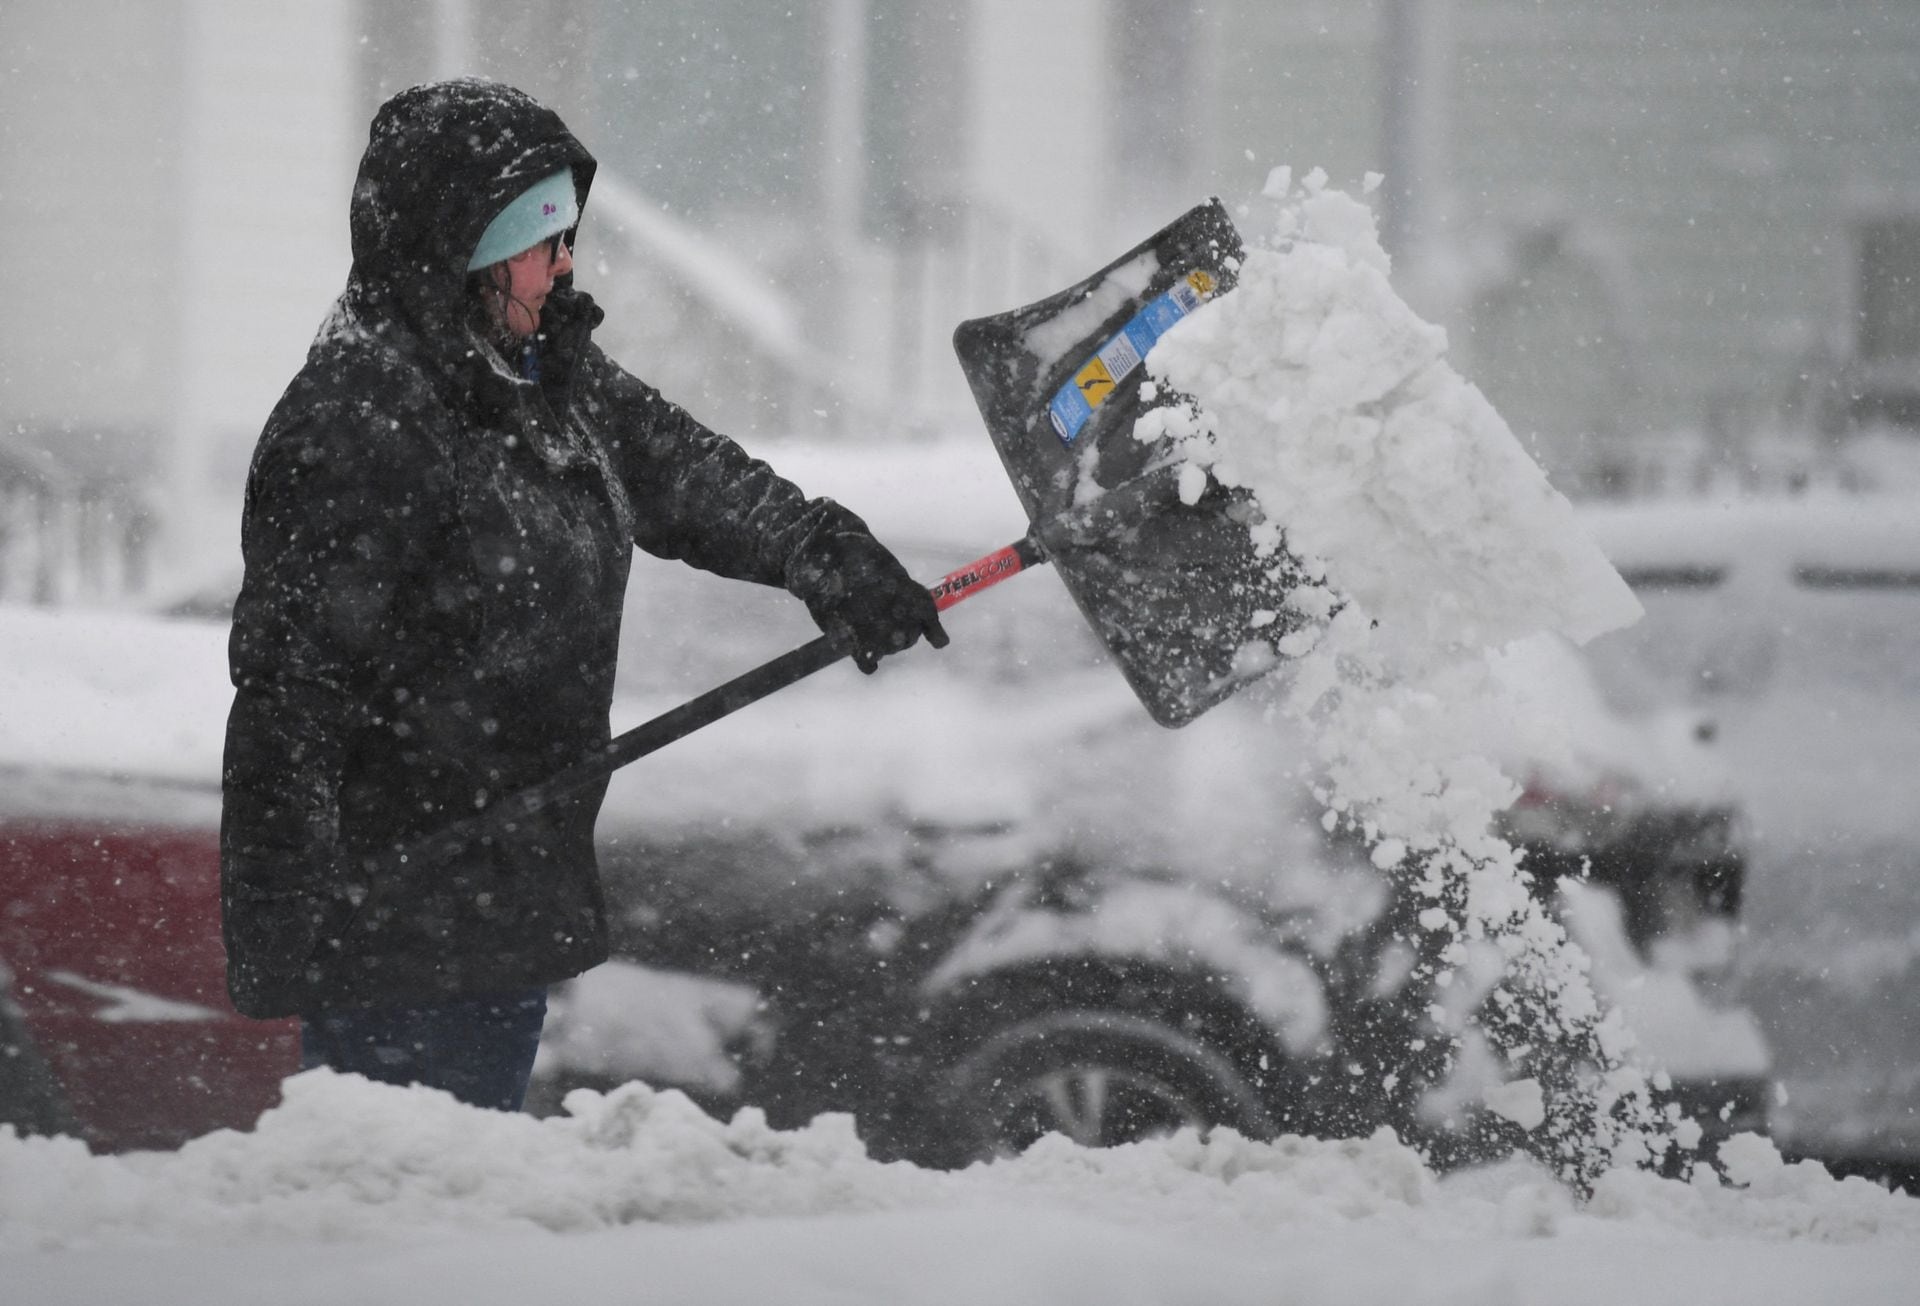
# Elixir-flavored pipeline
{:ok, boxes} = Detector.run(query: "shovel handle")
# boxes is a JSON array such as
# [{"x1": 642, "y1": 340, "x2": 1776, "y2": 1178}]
[
  {"x1": 593, "y1": 533, "x2": 1046, "y2": 775},
  {"x1": 371, "y1": 536, "x2": 1048, "y2": 873}
]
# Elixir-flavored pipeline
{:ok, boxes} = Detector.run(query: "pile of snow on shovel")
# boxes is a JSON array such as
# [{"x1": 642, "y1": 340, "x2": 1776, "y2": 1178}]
[{"x1": 1140, "y1": 167, "x2": 1670, "y2": 1186}]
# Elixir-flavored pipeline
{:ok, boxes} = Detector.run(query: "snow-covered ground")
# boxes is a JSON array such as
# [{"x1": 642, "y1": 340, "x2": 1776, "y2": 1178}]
[{"x1": 4, "y1": 1071, "x2": 1917, "y2": 1306}]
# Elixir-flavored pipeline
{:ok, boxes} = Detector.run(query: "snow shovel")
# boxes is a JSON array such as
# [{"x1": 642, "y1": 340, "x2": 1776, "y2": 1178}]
[
  {"x1": 388, "y1": 199, "x2": 1305, "y2": 873},
  {"x1": 951, "y1": 196, "x2": 1308, "y2": 727}
]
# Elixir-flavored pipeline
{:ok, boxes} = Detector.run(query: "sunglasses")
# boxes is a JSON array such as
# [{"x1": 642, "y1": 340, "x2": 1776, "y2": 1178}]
[{"x1": 544, "y1": 230, "x2": 572, "y2": 260}]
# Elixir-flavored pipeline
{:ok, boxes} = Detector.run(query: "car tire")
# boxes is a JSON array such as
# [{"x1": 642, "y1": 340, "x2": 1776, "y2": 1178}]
[{"x1": 935, "y1": 1008, "x2": 1276, "y2": 1161}]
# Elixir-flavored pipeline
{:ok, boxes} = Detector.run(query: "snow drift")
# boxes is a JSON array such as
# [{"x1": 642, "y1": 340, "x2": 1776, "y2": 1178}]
[{"x1": 3, "y1": 1073, "x2": 1914, "y2": 1306}]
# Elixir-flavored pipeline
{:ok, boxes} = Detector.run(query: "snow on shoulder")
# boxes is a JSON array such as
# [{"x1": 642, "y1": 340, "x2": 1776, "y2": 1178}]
[{"x1": 2, "y1": 1074, "x2": 1914, "y2": 1305}]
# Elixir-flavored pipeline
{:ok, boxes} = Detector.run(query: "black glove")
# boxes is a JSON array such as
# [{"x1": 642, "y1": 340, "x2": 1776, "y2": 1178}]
[{"x1": 799, "y1": 529, "x2": 950, "y2": 674}]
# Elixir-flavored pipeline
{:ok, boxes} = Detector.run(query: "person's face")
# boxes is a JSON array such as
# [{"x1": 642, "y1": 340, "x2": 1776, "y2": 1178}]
[{"x1": 487, "y1": 232, "x2": 574, "y2": 338}]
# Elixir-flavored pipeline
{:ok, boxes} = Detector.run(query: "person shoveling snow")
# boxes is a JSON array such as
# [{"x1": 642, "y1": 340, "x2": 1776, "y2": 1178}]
[{"x1": 234, "y1": 108, "x2": 1697, "y2": 1198}]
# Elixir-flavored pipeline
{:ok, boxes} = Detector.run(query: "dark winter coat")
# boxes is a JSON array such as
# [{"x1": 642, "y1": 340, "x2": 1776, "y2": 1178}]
[{"x1": 222, "y1": 80, "x2": 881, "y2": 1019}]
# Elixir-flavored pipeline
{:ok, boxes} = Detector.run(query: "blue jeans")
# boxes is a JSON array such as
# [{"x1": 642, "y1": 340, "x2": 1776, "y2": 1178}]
[{"x1": 300, "y1": 988, "x2": 548, "y2": 1112}]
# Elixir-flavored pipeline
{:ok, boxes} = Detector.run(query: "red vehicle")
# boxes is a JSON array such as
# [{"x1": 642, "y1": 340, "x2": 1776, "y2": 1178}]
[{"x1": 0, "y1": 611, "x2": 297, "y2": 1151}]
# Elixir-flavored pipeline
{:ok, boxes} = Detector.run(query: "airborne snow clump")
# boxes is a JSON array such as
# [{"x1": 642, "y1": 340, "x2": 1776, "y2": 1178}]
[{"x1": 1140, "y1": 166, "x2": 1663, "y2": 1186}]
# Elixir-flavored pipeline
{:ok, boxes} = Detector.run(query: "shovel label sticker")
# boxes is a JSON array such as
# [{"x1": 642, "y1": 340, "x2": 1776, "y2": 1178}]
[
  {"x1": 1049, "y1": 270, "x2": 1219, "y2": 445},
  {"x1": 1074, "y1": 356, "x2": 1117, "y2": 408}
]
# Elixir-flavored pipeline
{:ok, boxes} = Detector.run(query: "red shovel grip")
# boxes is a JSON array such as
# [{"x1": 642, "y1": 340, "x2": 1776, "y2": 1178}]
[{"x1": 928, "y1": 536, "x2": 1047, "y2": 611}]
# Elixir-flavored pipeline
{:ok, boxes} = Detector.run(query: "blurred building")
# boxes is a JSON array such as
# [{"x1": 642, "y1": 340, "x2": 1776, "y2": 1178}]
[
  {"x1": 2, "y1": 0, "x2": 1917, "y2": 604},
  {"x1": 1, "y1": 2, "x2": 355, "y2": 602}
]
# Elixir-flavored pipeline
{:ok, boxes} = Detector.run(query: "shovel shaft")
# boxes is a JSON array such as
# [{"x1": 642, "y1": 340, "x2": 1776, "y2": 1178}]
[
  {"x1": 592, "y1": 533, "x2": 1044, "y2": 778},
  {"x1": 368, "y1": 536, "x2": 1047, "y2": 877}
]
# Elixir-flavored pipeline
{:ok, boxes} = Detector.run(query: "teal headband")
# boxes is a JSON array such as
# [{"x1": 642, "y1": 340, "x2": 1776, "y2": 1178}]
[{"x1": 467, "y1": 169, "x2": 578, "y2": 271}]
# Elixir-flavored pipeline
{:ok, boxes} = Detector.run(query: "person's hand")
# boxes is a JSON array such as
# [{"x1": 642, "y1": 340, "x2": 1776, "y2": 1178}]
[{"x1": 802, "y1": 532, "x2": 950, "y2": 674}]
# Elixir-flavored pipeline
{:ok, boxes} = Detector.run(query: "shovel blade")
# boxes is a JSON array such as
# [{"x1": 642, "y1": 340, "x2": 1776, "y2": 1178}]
[{"x1": 953, "y1": 199, "x2": 1306, "y2": 728}]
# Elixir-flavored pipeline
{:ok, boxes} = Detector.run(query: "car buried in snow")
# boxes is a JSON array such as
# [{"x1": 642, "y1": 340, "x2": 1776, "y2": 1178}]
[
  {"x1": 1575, "y1": 493, "x2": 1920, "y2": 1187},
  {"x1": 531, "y1": 438, "x2": 1774, "y2": 1166},
  {"x1": 1, "y1": 438, "x2": 1771, "y2": 1167}
]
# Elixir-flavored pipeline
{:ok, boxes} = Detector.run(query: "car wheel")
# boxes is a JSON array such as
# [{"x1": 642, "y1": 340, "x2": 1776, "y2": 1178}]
[{"x1": 937, "y1": 1008, "x2": 1275, "y2": 1160}]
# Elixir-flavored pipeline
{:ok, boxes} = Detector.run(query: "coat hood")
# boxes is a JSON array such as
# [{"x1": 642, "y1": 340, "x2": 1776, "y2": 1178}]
[{"x1": 346, "y1": 79, "x2": 597, "y2": 341}]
